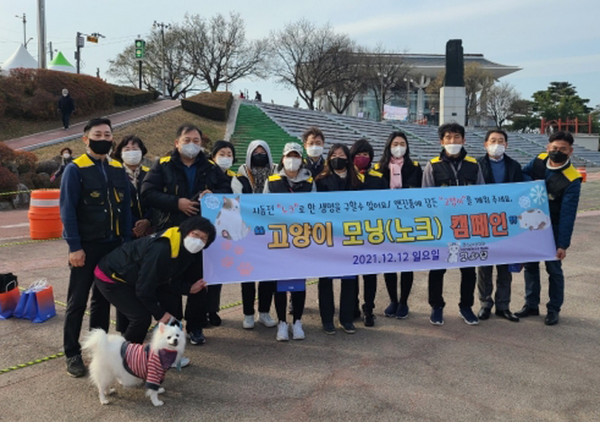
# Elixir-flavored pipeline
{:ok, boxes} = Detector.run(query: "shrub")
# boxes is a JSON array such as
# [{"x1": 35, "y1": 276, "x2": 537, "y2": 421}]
[
  {"x1": 0, "y1": 166, "x2": 19, "y2": 197},
  {"x1": 181, "y1": 91, "x2": 233, "y2": 121},
  {"x1": 0, "y1": 68, "x2": 114, "y2": 120},
  {"x1": 111, "y1": 84, "x2": 155, "y2": 106}
]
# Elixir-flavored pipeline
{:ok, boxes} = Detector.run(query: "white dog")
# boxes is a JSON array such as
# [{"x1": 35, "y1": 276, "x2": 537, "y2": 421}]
[{"x1": 82, "y1": 323, "x2": 186, "y2": 406}]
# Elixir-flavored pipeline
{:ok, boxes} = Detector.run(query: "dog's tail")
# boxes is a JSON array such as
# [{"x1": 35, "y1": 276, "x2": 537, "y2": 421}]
[{"x1": 81, "y1": 328, "x2": 108, "y2": 353}]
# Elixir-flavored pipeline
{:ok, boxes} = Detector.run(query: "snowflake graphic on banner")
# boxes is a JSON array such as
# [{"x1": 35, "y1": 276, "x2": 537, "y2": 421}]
[
  {"x1": 530, "y1": 184, "x2": 547, "y2": 205},
  {"x1": 518, "y1": 195, "x2": 531, "y2": 209}
]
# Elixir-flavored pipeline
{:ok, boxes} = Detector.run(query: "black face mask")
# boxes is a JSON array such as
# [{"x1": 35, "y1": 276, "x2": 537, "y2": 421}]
[
  {"x1": 548, "y1": 150, "x2": 569, "y2": 164},
  {"x1": 88, "y1": 139, "x2": 112, "y2": 155},
  {"x1": 330, "y1": 157, "x2": 348, "y2": 171},
  {"x1": 251, "y1": 153, "x2": 268, "y2": 167}
]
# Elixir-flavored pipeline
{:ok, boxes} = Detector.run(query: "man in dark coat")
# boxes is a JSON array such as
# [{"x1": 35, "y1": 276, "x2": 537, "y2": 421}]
[{"x1": 58, "y1": 88, "x2": 75, "y2": 129}]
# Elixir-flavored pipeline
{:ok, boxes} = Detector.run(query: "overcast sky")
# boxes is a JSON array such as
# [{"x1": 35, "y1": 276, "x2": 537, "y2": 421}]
[{"x1": 1, "y1": 0, "x2": 599, "y2": 111}]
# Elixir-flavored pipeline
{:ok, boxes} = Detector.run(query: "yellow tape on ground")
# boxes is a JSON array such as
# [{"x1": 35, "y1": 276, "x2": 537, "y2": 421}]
[
  {"x1": 0, "y1": 352, "x2": 65, "y2": 374},
  {"x1": 0, "y1": 190, "x2": 31, "y2": 197},
  {"x1": 0, "y1": 238, "x2": 62, "y2": 248}
]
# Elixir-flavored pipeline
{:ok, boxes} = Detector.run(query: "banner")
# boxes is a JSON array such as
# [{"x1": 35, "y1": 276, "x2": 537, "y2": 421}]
[{"x1": 201, "y1": 181, "x2": 556, "y2": 284}]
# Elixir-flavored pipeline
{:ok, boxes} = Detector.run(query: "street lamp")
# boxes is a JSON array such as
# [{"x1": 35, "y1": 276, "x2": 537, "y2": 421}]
[
  {"x1": 404, "y1": 77, "x2": 414, "y2": 121},
  {"x1": 377, "y1": 72, "x2": 384, "y2": 121},
  {"x1": 15, "y1": 13, "x2": 28, "y2": 50},
  {"x1": 153, "y1": 21, "x2": 171, "y2": 98}
]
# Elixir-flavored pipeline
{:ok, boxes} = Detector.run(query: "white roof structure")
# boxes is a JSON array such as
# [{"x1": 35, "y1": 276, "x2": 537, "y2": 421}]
[{"x1": 1, "y1": 44, "x2": 38, "y2": 75}]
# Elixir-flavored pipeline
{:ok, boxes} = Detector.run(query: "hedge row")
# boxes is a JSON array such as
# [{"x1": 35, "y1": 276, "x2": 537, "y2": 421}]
[
  {"x1": 0, "y1": 69, "x2": 154, "y2": 120},
  {"x1": 111, "y1": 84, "x2": 158, "y2": 106},
  {"x1": 181, "y1": 91, "x2": 233, "y2": 121}
]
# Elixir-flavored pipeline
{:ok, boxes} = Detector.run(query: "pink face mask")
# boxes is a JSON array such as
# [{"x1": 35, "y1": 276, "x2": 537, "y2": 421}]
[{"x1": 353, "y1": 155, "x2": 371, "y2": 170}]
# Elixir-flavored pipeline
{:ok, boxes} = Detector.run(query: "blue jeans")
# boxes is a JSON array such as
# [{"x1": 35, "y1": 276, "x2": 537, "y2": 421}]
[{"x1": 523, "y1": 260, "x2": 564, "y2": 313}]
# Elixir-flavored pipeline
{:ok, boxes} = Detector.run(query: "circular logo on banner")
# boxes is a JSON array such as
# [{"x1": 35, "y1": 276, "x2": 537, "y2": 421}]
[{"x1": 203, "y1": 194, "x2": 220, "y2": 210}]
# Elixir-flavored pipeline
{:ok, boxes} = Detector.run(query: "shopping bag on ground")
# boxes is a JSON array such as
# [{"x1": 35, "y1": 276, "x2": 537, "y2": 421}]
[
  {"x1": 0, "y1": 277, "x2": 21, "y2": 319},
  {"x1": 13, "y1": 289, "x2": 32, "y2": 319},
  {"x1": 15, "y1": 279, "x2": 57, "y2": 322}
]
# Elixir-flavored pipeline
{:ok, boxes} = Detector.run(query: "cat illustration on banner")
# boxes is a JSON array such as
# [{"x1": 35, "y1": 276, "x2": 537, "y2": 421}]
[{"x1": 215, "y1": 196, "x2": 250, "y2": 241}]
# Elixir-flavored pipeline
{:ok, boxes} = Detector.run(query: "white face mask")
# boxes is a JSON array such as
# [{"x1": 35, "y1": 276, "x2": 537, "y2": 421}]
[
  {"x1": 183, "y1": 236, "x2": 205, "y2": 254},
  {"x1": 486, "y1": 144, "x2": 506, "y2": 158},
  {"x1": 216, "y1": 156, "x2": 233, "y2": 170},
  {"x1": 62, "y1": 152, "x2": 71, "y2": 159},
  {"x1": 283, "y1": 156, "x2": 302, "y2": 172},
  {"x1": 179, "y1": 143, "x2": 202, "y2": 159},
  {"x1": 121, "y1": 150, "x2": 143, "y2": 166},
  {"x1": 391, "y1": 146, "x2": 406, "y2": 158},
  {"x1": 306, "y1": 145, "x2": 323, "y2": 158},
  {"x1": 444, "y1": 144, "x2": 463, "y2": 156}
]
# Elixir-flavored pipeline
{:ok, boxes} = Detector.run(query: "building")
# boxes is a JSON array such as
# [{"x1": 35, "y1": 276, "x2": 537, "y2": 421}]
[{"x1": 317, "y1": 53, "x2": 520, "y2": 124}]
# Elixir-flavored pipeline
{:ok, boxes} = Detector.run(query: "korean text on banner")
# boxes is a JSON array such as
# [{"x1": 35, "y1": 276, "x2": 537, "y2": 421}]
[{"x1": 200, "y1": 181, "x2": 556, "y2": 284}]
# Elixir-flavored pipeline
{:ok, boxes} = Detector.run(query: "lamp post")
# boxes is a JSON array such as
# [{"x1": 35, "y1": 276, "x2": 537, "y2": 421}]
[
  {"x1": 15, "y1": 13, "x2": 27, "y2": 49},
  {"x1": 377, "y1": 72, "x2": 384, "y2": 121},
  {"x1": 153, "y1": 21, "x2": 171, "y2": 98}
]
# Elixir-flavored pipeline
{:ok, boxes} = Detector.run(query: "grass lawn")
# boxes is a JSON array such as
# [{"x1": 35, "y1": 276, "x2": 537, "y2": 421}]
[
  {"x1": 32, "y1": 107, "x2": 226, "y2": 162},
  {"x1": 0, "y1": 105, "x2": 135, "y2": 142}
]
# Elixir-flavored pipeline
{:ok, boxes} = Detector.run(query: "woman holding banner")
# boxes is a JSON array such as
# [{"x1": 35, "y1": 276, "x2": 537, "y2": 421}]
[
  {"x1": 349, "y1": 139, "x2": 387, "y2": 327},
  {"x1": 232, "y1": 140, "x2": 278, "y2": 330},
  {"x1": 315, "y1": 143, "x2": 363, "y2": 334},
  {"x1": 264, "y1": 142, "x2": 316, "y2": 341},
  {"x1": 374, "y1": 131, "x2": 423, "y2": 320}
]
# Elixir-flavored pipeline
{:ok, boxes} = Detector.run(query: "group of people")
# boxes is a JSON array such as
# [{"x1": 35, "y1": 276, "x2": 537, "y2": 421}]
[{"x1": 58, "y1": 117, "x2": 581, "y2": 378}]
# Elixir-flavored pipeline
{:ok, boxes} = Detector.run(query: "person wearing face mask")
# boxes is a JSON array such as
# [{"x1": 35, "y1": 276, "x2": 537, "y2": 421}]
[
  {"x1": 348, "y1": 139, "x2": 386, "y2": 327},
  {"x1": 59, "y1": 117, "x2": 132, "y2": 378},
  {"x1": 142, "y1": 124, "x2": 230, "y2": 346},
  {"x1": 50, "y1": 147, "x2": 74, "y2": 182},
  {"x1": 374, "y1": 131, "x2": 423, "y2": 321},
  {"x1": 93, "y1": 216, "x2": 215, "y2": 350},
  {"x1": 515, "y1": 131, "x2": 582, "y2": 326},
  {"x1": 301, "y1": 126, "x2": 326, "y2": 177},
  {"x1": 263, "y1": 143, "x2": 316, "y2": 341},
  {"x1": 58, "y1": 88, "x2": 75, "y2": 129},
  {"x1": 476, "y1": 129, "x2": 523, "y2": 323},
  {"x1": 316, "y1": 143, "x2": 363, "y2": 335},
  {"x1": 113, "y1": 135, "x2": 153, "y2": 238},
  {"x1": 422, "y1": 123, "x2": 485, "y2": 327},
  {"x1": 203, "y1": 140, "x2": 239, "y2": 327},
  {"x1": 231, "y1": 140, "x2": 278, "y2": 330}
]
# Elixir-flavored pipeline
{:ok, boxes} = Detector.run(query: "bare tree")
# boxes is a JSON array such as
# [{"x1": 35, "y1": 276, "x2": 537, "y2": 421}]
[
  {"x1": 324, "y1": 47, "x2": 370, "y2": 114},
  {"x1": 271, "y1": 20, "x2": 353, "y2": 110},
  {"x1": 181, "y1": 12, "x2": 268, "y2": 92},
  {"x1": 363, "y1": 45, "x2": 412, "y2": 121},
  {"x1": 108, "y1": 28, "x2": 196, "y2": 99},
  {"x1": 486, "y1": 82, "x2": 520, "y2": 127}
]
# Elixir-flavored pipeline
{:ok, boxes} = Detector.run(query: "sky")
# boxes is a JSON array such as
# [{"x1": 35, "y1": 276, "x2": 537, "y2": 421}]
[{"x1": 1, "y1": 0, "x2": 599, "y2": 111}]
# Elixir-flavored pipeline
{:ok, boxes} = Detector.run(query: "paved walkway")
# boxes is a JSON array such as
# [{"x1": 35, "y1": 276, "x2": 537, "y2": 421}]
[
  {"x1": 4, "y1": 99, "x2": 180, "y2": 151},
  {"x1": 1, "y1": 179, "x2": 600, "y2": 421}
]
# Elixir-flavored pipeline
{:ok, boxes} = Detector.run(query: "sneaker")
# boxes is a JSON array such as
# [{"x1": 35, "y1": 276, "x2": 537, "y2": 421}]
[
  {"x1": 292, "y1": 320, "x2": 305, "y2": 340},
  {"x1": 384, "y1": 302, "x2": 398, "y2": 317},
  {"x1": 243, "y1": 315, "x2": 255, "y2": 329},
  {"x1": 363, "y1": 312, "x2": 375, "y2": 327},
  {"x1": 430, "y1": 307, "x2": 444, "y2": 326},
  {"x1": 340, "y1": 322, "x2": 356, "y2": 334},
  {"x1": 171, "y1": 356, "x2": 190, "y2": 369},
  {"x1": 188, "y1": 328, "x2": 207, "y2": 345},
  {"x1": 459, "y1": 307, "x2": 479, "y2": 326},
  {"x1": 208, "y1": 312, "x2": 222, "y2": 326},
  {"x1": 258, "y1": 312, "x2": 277, "y2": 328},
  {"x1": 66, "y1": 354, "x2": 87, "y2": 378},
  {"x1": 276, "y1": 321, "x2": 289, "y2": 341},
  {"x1": 323, "y1": 322, "x2": 336, "y2": 335},
  {"x1": 396, "y1": 303, "x2": 409, "y2": 319}
]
